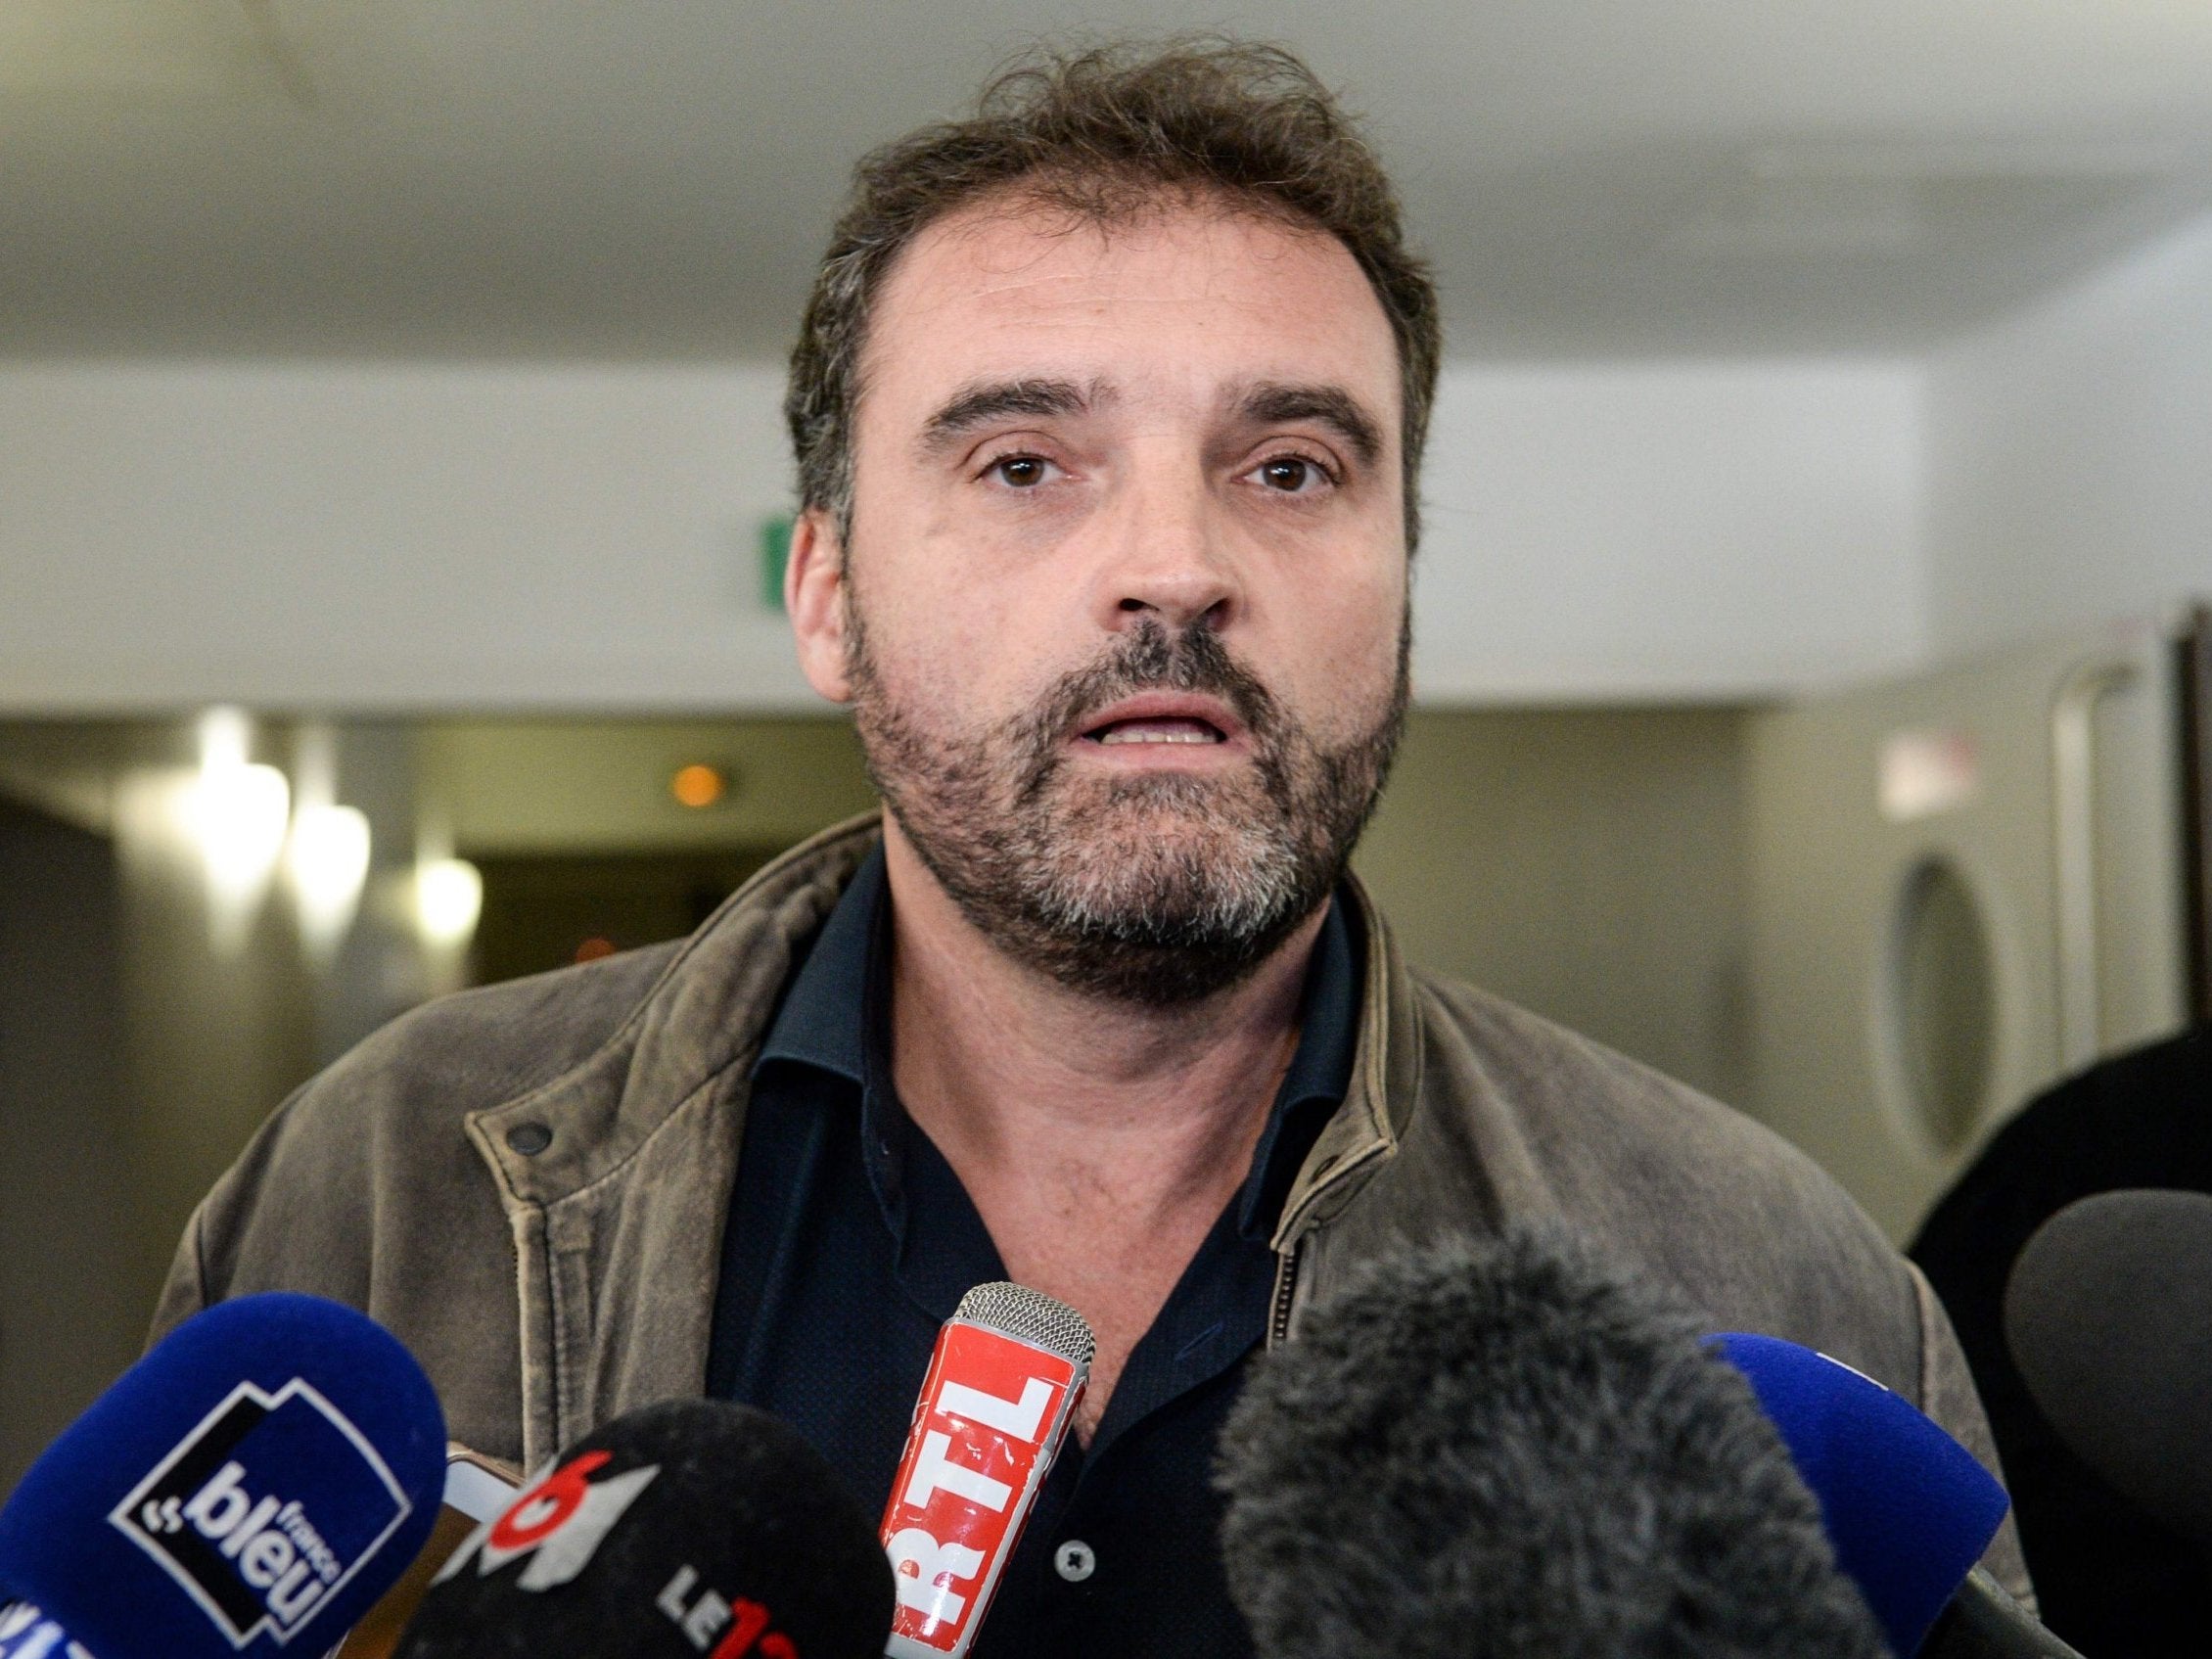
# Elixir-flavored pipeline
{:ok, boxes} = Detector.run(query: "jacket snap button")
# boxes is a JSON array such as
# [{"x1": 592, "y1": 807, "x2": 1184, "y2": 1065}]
[
  {"x1": 505, "y1": 1123, "x2": 552, "y2": 1157},
  {"x1": 1053, "y1": 1540, "x2": 1095, "y2": 1583}
]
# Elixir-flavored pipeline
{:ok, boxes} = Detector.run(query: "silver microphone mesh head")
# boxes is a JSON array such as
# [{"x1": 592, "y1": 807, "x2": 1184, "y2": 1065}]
[{"x1": 955, "y1": 1281, "x2": 1096, "y2": 1367}]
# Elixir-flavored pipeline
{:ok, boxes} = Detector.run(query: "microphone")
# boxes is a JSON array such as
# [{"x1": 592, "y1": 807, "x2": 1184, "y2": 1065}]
[
  {"x1": 0, "y1": 1292, "x2": 446, "y2": 1659},
  {"x1": 328, "y1": 1450, "x2": 521, "y2": 1658},
  {"x1": 1716, "y1": 1336, "x2": 2077, "y2": 1658},
  {"x1": 0, "y1": 1603, "x2": 89, "y2": 1659},
  {"x1": 2003, "y1": 1187, "x2": 2212, "y2": 1554},
  {"x1": 879, "y1": 1281, "x2": 1094, "y2": 1659},
  {"x1": 1216, "y1": 1226, "x2": 1889, "y2": 1659},
  {"x1": 392, "y1": 1399, "x2": 894, "y2": 1659}
]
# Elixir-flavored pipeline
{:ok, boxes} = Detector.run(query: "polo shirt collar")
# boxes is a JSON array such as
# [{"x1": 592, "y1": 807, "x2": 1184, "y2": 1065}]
[
  {"x1": 752, "y1": 843, "x2": 882, "y2": 1085},
  {"x1": 1239, "y1": 894, "x2": 1359, "y2": 1238}
]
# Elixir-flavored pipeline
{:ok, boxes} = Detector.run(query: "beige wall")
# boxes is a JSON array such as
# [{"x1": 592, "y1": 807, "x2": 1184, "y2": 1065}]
[{"x1": 1358, "y1": 710, "x2": 1753, "y2": 1102}]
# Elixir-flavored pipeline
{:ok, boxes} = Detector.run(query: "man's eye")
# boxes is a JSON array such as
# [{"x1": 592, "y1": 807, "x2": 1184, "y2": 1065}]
[
  {"x1": 1253, "y1": 455, "x2": 1329, "y2": 493},
  {"x1": 989, "y1": 455, "x2": 1052, "y2": 487}
]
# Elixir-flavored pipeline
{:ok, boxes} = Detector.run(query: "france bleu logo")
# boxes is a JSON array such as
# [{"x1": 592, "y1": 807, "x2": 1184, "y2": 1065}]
[{"x1": 108, "y1": 1379, "x2": 412, "y2": 1648}]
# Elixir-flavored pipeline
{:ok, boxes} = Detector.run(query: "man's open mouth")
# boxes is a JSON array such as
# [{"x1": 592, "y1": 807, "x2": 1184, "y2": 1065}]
[
  {"x1": 1075, "y1": 693, "x2": 1243, "y2": 748},
  {"x1": 1083, "y1": 716, "x2": 1227, "y2": 746}
]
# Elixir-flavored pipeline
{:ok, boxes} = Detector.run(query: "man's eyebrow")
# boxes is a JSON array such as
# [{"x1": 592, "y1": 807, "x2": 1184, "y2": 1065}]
[
  {"x1": 918, "y1": 378, "x2": 1099, "y2": 453},
  {"x1": 1234, "y1": 383, "x2": 1384, "y2": 468}
]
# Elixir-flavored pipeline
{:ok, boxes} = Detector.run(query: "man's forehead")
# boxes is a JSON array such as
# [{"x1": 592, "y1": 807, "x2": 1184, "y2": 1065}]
[{"x1": 860, "y1": 193, "x2": 1400, "y2": 421}]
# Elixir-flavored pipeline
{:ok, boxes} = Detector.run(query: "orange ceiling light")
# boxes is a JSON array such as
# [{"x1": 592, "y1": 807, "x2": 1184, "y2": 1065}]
[{"x1": 670, "y1": 762, "x2": 726, "y2": 809}]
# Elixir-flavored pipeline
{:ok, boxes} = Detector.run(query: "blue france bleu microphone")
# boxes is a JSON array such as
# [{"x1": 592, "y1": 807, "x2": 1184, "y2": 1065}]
[
  {"x1": 1718, "y1": 1334, "x2": 2078, "y2": 1658},
  {"x1": 0, "y1": 1292, "x2": 447, "y2": 1659}
]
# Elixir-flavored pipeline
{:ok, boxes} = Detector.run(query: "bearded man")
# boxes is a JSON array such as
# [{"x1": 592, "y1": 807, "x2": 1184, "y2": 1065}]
[{"x1": 154, "y1": 40, "x2": 2028, "y2": 1656}]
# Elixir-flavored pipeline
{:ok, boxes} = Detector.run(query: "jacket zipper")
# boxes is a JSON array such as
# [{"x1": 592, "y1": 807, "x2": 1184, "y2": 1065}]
[
  {"x1": 1267, "y1": 1235, "x2": 1303, "y2": 1348},
  {"x1": 1266, "y1": 1132, "x2": 1391, "y2": 1348}
]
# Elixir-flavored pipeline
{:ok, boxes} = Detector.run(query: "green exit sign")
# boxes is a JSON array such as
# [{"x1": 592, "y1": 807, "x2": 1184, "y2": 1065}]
[{"x1": 759, "y1": 513, "x2": 793, "y2": 612}]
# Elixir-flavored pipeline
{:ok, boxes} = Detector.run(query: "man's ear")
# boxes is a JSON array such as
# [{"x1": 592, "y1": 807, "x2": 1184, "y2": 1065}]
[{"x1": 786, "y1": 506, "x2": 853, "y2": 704}]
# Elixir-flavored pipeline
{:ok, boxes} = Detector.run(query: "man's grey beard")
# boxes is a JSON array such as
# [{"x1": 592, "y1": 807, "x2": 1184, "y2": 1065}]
[{"x1": 847, "y1": 605, "x2": 1408, "y2": 1006}]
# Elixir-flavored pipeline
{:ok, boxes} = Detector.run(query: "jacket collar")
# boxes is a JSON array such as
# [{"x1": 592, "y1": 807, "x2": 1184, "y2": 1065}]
[
  {"x1": 1269, "y1": 868, "x2": 1420, "y2": 1248},
  {"x1": 466, "y1": 808, "x2": 1411, "y2": 1242},
  {"x1": 466, "y1": 813, "x2": 882, "y2": 1212}
]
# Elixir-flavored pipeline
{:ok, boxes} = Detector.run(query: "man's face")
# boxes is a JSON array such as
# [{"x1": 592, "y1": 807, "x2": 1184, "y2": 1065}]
[{"x1": 791, "y1": 191, "x2": 1410, "y2": 1002}]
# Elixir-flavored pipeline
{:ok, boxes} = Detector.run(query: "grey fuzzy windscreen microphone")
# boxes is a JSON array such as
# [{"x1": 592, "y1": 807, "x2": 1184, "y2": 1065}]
[{"x1": 1216, "y1": 1226, "x2": 1887, "y2": 1659}]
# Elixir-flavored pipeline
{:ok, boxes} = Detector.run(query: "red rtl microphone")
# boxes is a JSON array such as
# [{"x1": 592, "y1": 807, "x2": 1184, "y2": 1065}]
[{"x1": 880, "y1": 1283, "x2": 1095, "y2": 1659}]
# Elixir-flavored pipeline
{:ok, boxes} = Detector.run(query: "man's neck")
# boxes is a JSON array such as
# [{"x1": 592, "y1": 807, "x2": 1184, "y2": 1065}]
[
  {"x1": 879, "y1": 823, "x2": 1321, "y2": 1200},
  {"x1": 878, "y1": 821, "x2": 1325, "y2": 1438}
]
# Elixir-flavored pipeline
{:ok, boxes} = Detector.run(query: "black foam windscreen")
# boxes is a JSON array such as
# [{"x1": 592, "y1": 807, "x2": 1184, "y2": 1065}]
[
  {"x1": 392, "y1": 1400, "x2": 893, "y2": 1659},
  {"x1": 2003, "y1": 1186, "x2": 2212, "y2": 1552},
  {"x1": 1216, "y1": 1226, "x2": 1887, "y2": 1659}
]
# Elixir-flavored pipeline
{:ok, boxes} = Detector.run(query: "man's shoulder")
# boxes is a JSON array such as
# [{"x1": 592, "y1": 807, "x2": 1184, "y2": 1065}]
[
  {"x1": 1407, "y1": 968, "x2": 1822, "y2": 1192},
  {"x1": 162, "y1": 813, "x2": 883, "y2": 1331},
  {"x1": 163, "y1": 944, "x2": 680, "y2": 1304},
  {"x1": 1382, "y1": 966, "x2": 1917, "y2": 1362},
  {"x1": 154, "y1": 942, "x2": 689, "y2": 1458},
  {"x1": 1386, "y1": 966, "x2": 2040, "y2": 1597},
  {"x1": 207, "y1": 938, "x2": 690, "y2": 1252},
  {"x1": 302, "y1": 813, "x2": 885, "y2": 1147}
]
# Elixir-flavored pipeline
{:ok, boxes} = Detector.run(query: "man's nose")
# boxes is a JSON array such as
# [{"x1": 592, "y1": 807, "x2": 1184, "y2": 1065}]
[{"x1": 1095, "y1": 470, "x2": 1240, "y2": 632}]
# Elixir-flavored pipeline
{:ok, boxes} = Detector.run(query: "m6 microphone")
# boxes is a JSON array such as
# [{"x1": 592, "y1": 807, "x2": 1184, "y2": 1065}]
[
  {"x1": 2002, "y1": 1187, "x2": 2212, "y2": 1555},
  {"x1": 1216, "y1": 1227, "x2": 1888, "y2": 1659},
  {"x1": 1716, "y1": 1336, "x2": 2079, "y2": 1658},
  {"x1": 879, "y1": 1281, "x2": 1094, "y2": 1659},
  {"x1": 0, "y1": 1292, "x2": 446, "y2": 1659},
  {"x1": 393, "y1": 1399, "x2": 892, "y2": 1659}
]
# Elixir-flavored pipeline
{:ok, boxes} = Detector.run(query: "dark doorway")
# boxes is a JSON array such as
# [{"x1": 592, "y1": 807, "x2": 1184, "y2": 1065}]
[{"x1": 471, "y1": 848, "x2": 782, "y2": 987}]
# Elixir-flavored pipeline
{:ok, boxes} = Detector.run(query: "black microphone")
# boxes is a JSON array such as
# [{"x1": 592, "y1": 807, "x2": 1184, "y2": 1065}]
[
  {"x1": 1216, "y1": 1225, "x2": 1889, "y2": 1659},
  {"x1": 392, "y1": 1400, "x2": 894, "y2": 1659},
  {"x1": 1917, "y1": 1568, "x2": 2084, "y2": 1658},
  {"x1": 2004, "y1": 1186, "x2": 2212, "y2": 1554}
]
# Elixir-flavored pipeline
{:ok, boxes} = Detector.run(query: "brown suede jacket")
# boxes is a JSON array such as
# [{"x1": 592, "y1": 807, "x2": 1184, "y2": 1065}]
[{"x1": 152, "y1": 811, "x2": 2030, "y2": 1597}]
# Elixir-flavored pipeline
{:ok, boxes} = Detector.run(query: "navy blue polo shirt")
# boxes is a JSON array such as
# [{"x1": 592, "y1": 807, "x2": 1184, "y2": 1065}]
[{"x1": 706, "y1": 846, "x2": 1359, "y2": 1659}]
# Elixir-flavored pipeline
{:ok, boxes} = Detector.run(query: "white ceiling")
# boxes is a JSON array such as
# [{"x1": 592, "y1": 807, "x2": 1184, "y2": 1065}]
[{"x1": 4, "y1": 0, "x2": 2210, "y2": 359}]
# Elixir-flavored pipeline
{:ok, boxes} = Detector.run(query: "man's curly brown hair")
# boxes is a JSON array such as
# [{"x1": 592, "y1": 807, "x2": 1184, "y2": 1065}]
[{"x1": 784, "y1": 38, "x2": 1442, "y2": 548}]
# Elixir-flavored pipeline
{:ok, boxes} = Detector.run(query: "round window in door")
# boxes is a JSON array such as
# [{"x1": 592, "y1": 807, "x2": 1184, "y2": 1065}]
[{"x1": 1884, "y1": 854, "x2": 1998, "y2": 1157}]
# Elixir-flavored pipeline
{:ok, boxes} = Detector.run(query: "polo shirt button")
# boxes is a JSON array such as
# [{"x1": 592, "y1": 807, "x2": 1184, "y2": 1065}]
[
  {"x1": 505, "y1": 1123, "x2": 552, "y2": 1156},
  {"x1": 1053, "y1": 1540, "x2": 1095, "y2": 1583}
]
